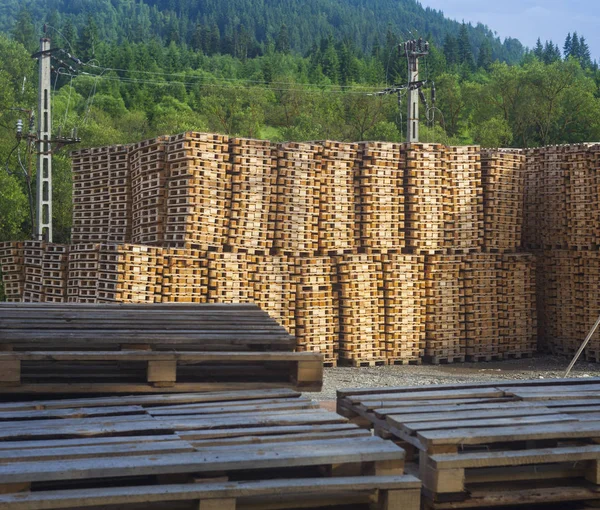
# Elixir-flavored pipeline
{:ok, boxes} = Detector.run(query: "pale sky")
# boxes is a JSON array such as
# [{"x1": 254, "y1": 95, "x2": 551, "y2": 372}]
[{"x1": 420, "y1": 0, "x2": 600, "y2": 60}]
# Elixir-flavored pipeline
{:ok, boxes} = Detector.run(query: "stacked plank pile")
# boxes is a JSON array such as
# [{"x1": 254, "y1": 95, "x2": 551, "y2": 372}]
[
  {"x1": 107, "y1": 145, "x2": 131, "y2": 243},
  {"x1": 0, "y1": 303, "x2": 325, "y2": 393},
  {"x1": 461, "y1": 253, "x2": 501, "y2": 361},
  {"x1": 318, "y1": 141, "x2": 358, "y2": 254},
  {"x1": 500, "y1": 253, "x2": 537, "y2": 358},
  {"x1": 251, "y1": 254, "x2": 295, "y2": 336},
  {"x1": 540, "y1": 146, "x2": 569, "y2": 249},
  {"x1": 165, "y1": 132, "x2": 231, "y2": 250},
  {"x1": 67, "y1": 244, "x2": 100, "y2": 303},
  {"x1": 336, "y1": 254, "x2": 385, "y2": 366},
  {"x1": 97, "y1": 244, "x2": 164, "y2": 303},
  {"x1": 337, "y1": 378, "x2": 600, "y2": 510},
  {"x1": 207, "y1": 252, "x2": 253, "y2": 304},
  {"x1": 583, "y1": 251, "x2": 600, "y2": 362},
  {"x1": 424, "y1": 255, "x2": 464, "y2": 364},
  {"x1": 481, "y1": 149, "x2": 526, "y2": 252},
  {"x1": 293, "y1": 257, "x2": 338, "y2": 365},
  {"x1": 41, "y1": 243, "x2": 69, "y2": 303},
  {"x1": 22, "y1": 240, "x2": 45, "y2": 302},
  {"x1": 71, "y1": 147, "x2": 111, "y2": 243},
  {"x1": 130, "y1": 136, "x2": 169, "y2": 245},
  {"x1": 446, "y1": 145, "x2": 483, "y2": 252},
  {"x1": 404, "y1": 143, "x2": 447, "y2": 254},
  {"x1": 356, "y1": 142, "x2": 404, "y2": 252},
  {"x1": 161, "y1": 248, "x2": 207, "y2": 303},
  {"x1": 227, "y1": 137, "x2": 275, "y2": 253},
  {"x1": 0, "y1": 242, "x2": 24, "y2": 302},
  {"x1": 522, "y1": 148, "x2": 543, "y2": 250},
  {"x1": 381, "y1": 253, "x2": 425, "y2": 365},
  {"x1": 273, "y1": 142, "x2": 322, "y2": 255},
  {"x1": 0, "y1": 389, "x2": 419, "y2": 510}
]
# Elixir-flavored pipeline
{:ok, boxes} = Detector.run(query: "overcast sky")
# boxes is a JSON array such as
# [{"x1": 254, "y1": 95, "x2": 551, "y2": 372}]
[{"x1": 420, "y1": 0, "x2": 600, "y2": 60}]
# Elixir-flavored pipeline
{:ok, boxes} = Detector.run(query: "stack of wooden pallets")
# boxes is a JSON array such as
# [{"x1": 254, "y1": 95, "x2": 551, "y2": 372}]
[
  {"x1": 251, "y1": 254, "x2": 295, "y2": 335},
  {"x1": 481, "y1": 149, "x2": 525, "y2": 252},
  {"x1": 107, "y1": 145, "x2": 131, "y2": 243},
  {"x1": 522, "y1": 148, "x2": 542, "y2": 250},
  {"x1": 500, "y1": 253, "x2": 537, "y2": 358},
  {"x1": 71, "y1": 147, "x2": 112, "y2": 243},
  {"x1": 0, "y1": 303, "x2": 325, "y2": 392},
  {"x1": 273, "y1": 142, "x2": 322, "y2": 255},
  {"x1": 0, "y1": 389, "x2": 419, "y2": 510},
  {"x1": 161, "y1": 248, "x2": 207, "y2": 303},
  {"x1": 565, "y1": 144, "x2": 599, "y2": 249},
  {"x1": 424, "y1": 255, "x2": 464, "y2": 364},
  {"x1": 381, "y1": 253, "x2": 425, "y2": 365},
  {"x1": 337, "y1": 378, "x2": 600, "y2": 510},
  {"x1": 97, "y1": 244, "x2": 163, "y2": 303},
  {"x1": 336, "y1": 253, "x2": 385, "y2": 366},
  {"x1": 318, "y1": 140, "x2": 358, "y2": 254},
  {"x1": 67, "y1": 244, "x2": 100, "y2": 303},
  {"x1": 165, "y1": 132, "x2": 231, "y2": 250},
  {"x1": 583, "y1": 251, "x2": 600, "y2": 362},
  {"x1": 293, "y1": 257, "x2": 338, "y2": 365},
  {"x1": 207, "y1": 252, "x2": 253, "y2": 304},
  {"x1": 541, "y1": 146, "x2": 569, "y2": 249},
  {"x1": 22, "y1": 240, "x2": 45, "y2": 302},
  {"x1": 356, "y1": 142, "x2": 404, "y2": 252},
  {"x1": 41, "y1": 244, "x2": 69, "y2": 303},
  {"x1": 404, "y1": 143, "x2": 447, "y2": 254},
  {"x1": 227, "y1": 137, "x2": 275, "y2": 254},
  {"x1": 446, "y1": 146, "x2": 482, "y2": 252},
  {"x1": 0, "y1": 241, "x2": 24, "y2": 302},
  {"x1": 130, "y1": 136, "x2": 169, "y2": 245},
  {"x1": 461, "y1": 253, "x2": 501, "y2": 361}
]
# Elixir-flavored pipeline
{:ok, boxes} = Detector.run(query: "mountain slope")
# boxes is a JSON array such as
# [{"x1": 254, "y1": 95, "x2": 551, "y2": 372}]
[{"x1": 3, "y1": 0, "x2": 523, "y2": 63}]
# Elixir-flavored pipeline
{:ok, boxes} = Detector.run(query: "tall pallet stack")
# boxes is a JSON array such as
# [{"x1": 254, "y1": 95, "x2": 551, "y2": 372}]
[
  {"x1": 165, "y1": 132, "x2": 231, "y2": 250},
  {"x1": 67, "y1": 244, "x2": 100, "y2": 303},
  {"x1": 481, "y1": 149, "x2": 526, "y2": 252},
  {"x1": 565, "y1": 144, "x2": 598, "y2": 249},
  {"x1": 42, "y1": 244, "x2": 69, "y2": 303},
  {"x1": 71, "y1": 147, "x2": 111, "y2": 244},
  {"x1": 130, "y1": 136, "x2": 169, "y2": 245},
  {"x1": 336, "y1": 254, "x2": 385, "y2": 366},
  {"x1": 273, "y1": 142, "x2": 322, "y2": 255},
  {"x1": 404, "y1": 143, "x2": 447, "y2": 253},
  {"x1": 381, "y1": 253, "x2": 425, "y2": 364},
  {"x1": 522, "y1": 148, "x2": 542, "y2": 250},
  {"x1": 22, "y1": 240, "x2": 45, "y2": 302},
  {"x1": 293, "y1": 257, "x2": 337, "y2": 364},
  {"x1": 251, "y1": 255, "x2": 295, "y2": 335},
  {"x1": 227, "y1": 138, "x2": 275, "y2": 254},
  {"x1": 424, "y1": 255, "x2": 464, "y2": 363},
  {"x1": 446, "y1": 146, "x2": 483, "y2": 252},
  {"x1": 161, "y1": 248, "x2": 207, "y2": 303},
  {"x1": 540, "y1": 146, "x2": 569, "y2": 249},
  {"x1": 107, "y1": 145, "x2": 131, "y2": 243},
  {"x1": 207, "y1": 252, "x2": 253, "y2": 304},
  {"x1": 97, "y1": 244, "x2": 164, "y2": 303},
  {"x1": 356, "y1": 142, "x2": 404, "y2": 252},
  {"x1": 0, "y1": 241, "x2": 24, "y2": 302},
  {"x1": 582, "y1": 251, "x2": 600, "y2": 362},
  {"x1": 318, "y1": 141, "x2": 358, "y2": 254},
  {"x1": 461, "y1": 253, "x2": 501, "y2": 361},
  {"x1": 500, "y1": 253, "x2": 537, "y2": 358}
]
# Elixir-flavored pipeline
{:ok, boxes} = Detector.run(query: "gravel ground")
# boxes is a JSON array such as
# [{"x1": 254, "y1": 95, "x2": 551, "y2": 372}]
[{"x1": 313, "y1": 354, "x2": 600, "y2": 400}]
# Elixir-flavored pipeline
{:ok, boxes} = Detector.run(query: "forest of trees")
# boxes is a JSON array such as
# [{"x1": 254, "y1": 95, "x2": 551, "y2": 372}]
[{"x1": 1, "y1": 2, "x2": 600, "y2": 251}]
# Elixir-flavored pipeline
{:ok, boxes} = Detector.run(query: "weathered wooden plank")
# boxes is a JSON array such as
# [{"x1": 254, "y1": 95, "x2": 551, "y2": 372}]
[
  {"x1": 0, "y1": 405, "x2": 146, "y2": 421},
  {"x1": 384, "y1": 406, "x2": 559, "y2": 424}
]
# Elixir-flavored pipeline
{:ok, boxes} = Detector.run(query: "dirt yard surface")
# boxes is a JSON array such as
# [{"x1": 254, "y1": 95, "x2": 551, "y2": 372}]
[{"x1": 314, "y1": 354, "x2": 600, "y2": 400}]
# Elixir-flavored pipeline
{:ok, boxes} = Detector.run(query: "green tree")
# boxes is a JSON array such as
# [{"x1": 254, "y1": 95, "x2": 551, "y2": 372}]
[
  {"x1": 457, "y1": 24, "x2": 474, "y2": 70},
  {"x1": 275, "y1": 24, "x2": 290, "y2": 54},
  {"x1": 11, "y1": 7, "x2": 37, "y2": 53},
  {"x1": 477, "y1": 40, "x2": 493, "y2": 70}
]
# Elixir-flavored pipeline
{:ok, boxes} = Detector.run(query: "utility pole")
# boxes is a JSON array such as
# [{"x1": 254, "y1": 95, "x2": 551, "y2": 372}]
[
  {"x1": 369, "y1": 38, "x2": 431, "y2": 143},
  {"x1": 36, "y1": 31, "x2": 53, "y2": 242},
  {"x1": 402, "y1": 38, "x2": 429, "y2": 143}
]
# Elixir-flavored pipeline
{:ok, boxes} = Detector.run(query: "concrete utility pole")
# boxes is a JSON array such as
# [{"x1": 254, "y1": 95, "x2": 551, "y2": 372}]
[
  {"x1": 36, "y1": 33, "x2": 53, "y2": 242},
  {"x1": 402, "y1": 39, "x2": 429, "y2": 143}
]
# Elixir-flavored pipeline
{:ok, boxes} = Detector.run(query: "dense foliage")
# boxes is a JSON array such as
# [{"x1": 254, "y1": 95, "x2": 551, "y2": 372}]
[{"x1": 1, "y1": 3, "x2": 600, "y2": 249}]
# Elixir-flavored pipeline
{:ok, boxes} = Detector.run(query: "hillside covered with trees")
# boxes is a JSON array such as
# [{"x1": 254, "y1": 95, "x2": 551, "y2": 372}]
[{"x1": 1, "y1": 0, "x2": 600, "y2": 250}]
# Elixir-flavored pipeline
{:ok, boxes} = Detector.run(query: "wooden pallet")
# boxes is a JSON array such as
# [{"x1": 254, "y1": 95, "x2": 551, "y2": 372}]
[
  {"x1": 0, "y1": 389, "x2": 418, "y2": 510},
  {"x1": 0, "y1": 241, "x2": 24, "y2": 302},
  {"x1": 338, "y1": 378, "x2": 600, "y2": 508}
]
